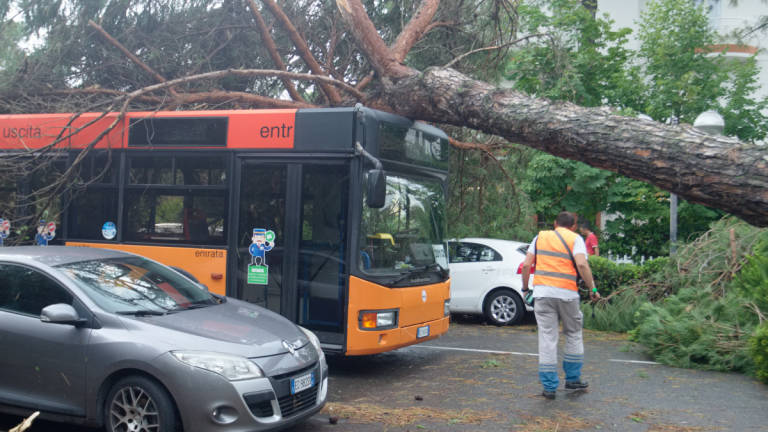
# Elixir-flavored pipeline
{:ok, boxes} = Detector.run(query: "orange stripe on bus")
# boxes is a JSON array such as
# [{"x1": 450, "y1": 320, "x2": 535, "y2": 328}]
[
  {"x1": 1, "y1": 109, "x2": 297, "y2": 150},
  {"x1": 65, "y1": 242, "x2": 227, "y2": 295}
]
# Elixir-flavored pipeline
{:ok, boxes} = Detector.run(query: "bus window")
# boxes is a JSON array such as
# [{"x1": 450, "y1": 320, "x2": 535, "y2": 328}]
[
  {"x1": 175, "y1": 157, "x2": 226, "y2": 185},
  {"x1": 130, "y1": 156, "x2": 173, "y2": 184},
  {"x1": 68, "y1": 189, "x2": 119, "y2": 240},
  {"x1": 237, "y1": 164, "x2": 287, "y2": 313},
  {"x1": 78, "y1": 152, "x2": 117, "y2": 184},
  {"x1": 298, "y1": 164, "x2": 349, "y2": 337},
  {"x1": 124, "y1": 191, "x2": 226, "y2": 245},
  {"x1": 0, "y1": 177, "x2": 15, "y2": 224},
  {"x1": 68, "y1": 152, "x2": 118, "y2": 240}
]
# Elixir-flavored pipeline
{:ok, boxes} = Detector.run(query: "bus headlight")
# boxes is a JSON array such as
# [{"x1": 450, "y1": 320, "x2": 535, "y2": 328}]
[
  {"x1": 444, "y1": 299, "x2": 451, "y2": 316},
  {"x1": 359, "y1": 309, "x2": 398, "y2": 330}
]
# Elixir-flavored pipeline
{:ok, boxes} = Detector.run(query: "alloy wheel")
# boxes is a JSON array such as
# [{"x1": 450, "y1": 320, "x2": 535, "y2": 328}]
[
  {"x1": 490, "y1": 294, "x2": 517, "y2": 324},
  {"x1": 109, "y1": 385, "x2": 161, "y2": 432}
]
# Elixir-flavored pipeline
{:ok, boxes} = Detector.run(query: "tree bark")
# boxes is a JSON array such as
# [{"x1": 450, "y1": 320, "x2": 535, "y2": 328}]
[{"x1": 380, "y1": 67, "x2": 768, "y2": 226}]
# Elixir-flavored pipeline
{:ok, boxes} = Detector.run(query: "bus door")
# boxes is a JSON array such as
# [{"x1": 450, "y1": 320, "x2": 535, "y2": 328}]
[
  {"x1": 233, "y1": 160, "x2": 350, "y2": 350},
  {"x1": 296, "y1": 163, "x2": 350, "y2": 351},
  {"x1": 235, "y1": 162, "x2": 297, "y2": 318}
]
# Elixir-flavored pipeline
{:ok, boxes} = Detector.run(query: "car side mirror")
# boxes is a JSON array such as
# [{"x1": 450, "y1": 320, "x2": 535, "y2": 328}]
[
  {"x1": 367, "y1": 169, "x2": 386, "y2": 208},
  {"x1": 40, "y1": 303, "x2": 87, "y2": 327}
]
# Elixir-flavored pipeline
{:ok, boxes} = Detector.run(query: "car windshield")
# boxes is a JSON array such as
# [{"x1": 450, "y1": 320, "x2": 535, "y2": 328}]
[
  {"x1": 56, "y1": 256, "x2": 217, "y2": 313},
  {"x1": 360, "y1": 173, "x2": 447, "y2": 276}
]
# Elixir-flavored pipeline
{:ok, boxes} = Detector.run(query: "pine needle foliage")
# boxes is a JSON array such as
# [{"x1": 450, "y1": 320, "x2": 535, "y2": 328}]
[{"x1": 583, "y1": 218, "x2": 768, "y2": 377}]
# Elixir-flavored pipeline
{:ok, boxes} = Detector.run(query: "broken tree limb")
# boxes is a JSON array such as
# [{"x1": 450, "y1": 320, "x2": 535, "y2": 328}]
[{"x1": 246, "y1": 0, "x2": 305, "y2": 102}]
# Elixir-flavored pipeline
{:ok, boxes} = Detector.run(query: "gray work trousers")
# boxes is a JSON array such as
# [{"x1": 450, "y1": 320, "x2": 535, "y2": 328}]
[{"x1": 534, "y1": 297, "x2": 584, "y2": 390}]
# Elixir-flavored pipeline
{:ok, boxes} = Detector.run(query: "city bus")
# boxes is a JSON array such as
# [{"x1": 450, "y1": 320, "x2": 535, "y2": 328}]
[{"x1": 0, "y1": 106, "x2": 451, "y2": 355}]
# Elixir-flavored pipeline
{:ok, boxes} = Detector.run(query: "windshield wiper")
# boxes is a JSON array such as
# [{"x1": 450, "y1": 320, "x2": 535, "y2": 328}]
[
  {"x1": 169, "y1": 302, "x2": 216, "y2": 312},
  {"x1": 386, "y1": 263, "x2": 447, "y2": 286},
  {"x1": 115, "y1": 309, "x2": 167, "y2": 316}
]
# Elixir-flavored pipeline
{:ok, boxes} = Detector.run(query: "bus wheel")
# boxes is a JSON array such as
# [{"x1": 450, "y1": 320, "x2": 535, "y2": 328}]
[
  {"x1": 484, "y1": 289, "x2": 524, "y2": 326},
  {"x1": 105, "y1": 376, "x2": 178, "y2": 432}
]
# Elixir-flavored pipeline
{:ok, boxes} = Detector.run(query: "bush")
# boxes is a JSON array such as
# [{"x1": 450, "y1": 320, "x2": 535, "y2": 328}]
[
  {"x1": 636, "y1": 256, "x2": 671, "y2": 281},
  {"x1": 588, "y1": 256, "x2": 639, "y2": 296},
  {"x1": 750, "y1": 323, "x2": 768, "y2": 383}
]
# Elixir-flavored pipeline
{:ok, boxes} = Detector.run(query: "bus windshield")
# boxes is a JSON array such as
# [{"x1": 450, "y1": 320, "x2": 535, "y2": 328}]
[{"x1": 360, "y1": 174, "x2": 447, "y2": 279}]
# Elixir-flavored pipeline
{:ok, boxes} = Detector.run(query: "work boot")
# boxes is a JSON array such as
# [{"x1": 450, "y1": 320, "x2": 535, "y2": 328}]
[
  {"x1": 565, "y1": 380, "x2": 589, "y2": 390},
  {"x1": 542, "y1": 390, "x2": 556, "y2": 400}
]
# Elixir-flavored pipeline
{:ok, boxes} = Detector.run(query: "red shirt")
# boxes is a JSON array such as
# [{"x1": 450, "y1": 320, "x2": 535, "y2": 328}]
[{"x1": 585, "y1": 232, "x2": 599, "y2": 256}]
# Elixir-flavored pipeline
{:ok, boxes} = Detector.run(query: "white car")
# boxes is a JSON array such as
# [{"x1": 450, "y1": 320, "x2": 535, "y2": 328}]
[{"x1": 447, "y1": 238, "x2": 534, "y2": 325}]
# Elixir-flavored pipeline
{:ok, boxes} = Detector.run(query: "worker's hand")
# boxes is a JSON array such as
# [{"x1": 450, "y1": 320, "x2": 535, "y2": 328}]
[{"x1": 589, "y1": 288, "x2": 600, "y2": 302}]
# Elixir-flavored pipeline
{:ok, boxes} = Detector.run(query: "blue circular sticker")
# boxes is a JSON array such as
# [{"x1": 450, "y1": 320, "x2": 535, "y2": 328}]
[{"x1": 102, "y1": 221, "x2": 117, "y2": 240}]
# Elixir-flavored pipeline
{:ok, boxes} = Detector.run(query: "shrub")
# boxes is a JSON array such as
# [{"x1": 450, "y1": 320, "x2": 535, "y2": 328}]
[
  {"x1": 750, "y1": 323, "x2": 768, "y2": 383},
  {"x1": 588, "y1": 256, "x2": 638, "y2": 296},
  {"x1": 637, "y1": 256, "x2": 671, "y2": 281}
]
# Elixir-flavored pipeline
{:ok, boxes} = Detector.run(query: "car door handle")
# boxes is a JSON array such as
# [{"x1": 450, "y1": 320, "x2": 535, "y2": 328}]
[{"x1": 482, "y1": 267, "x2": 496, "y2": 273}]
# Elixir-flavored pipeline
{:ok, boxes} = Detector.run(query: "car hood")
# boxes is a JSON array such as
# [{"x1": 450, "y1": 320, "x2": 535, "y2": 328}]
[{"x1": 117, "y1": 298, "x2": 308, "y2": 358}]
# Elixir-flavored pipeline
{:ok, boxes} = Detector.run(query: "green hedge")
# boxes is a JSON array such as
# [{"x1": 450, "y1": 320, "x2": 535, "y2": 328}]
[
  {"x1": 587, "y1": 256, "x2": 639, "y2": 297},
  {"x1": 750, "y1": 323, "x2": 768, "y2": 383}
]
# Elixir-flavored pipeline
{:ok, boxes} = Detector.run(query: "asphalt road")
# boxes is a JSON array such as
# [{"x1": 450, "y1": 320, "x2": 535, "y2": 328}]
[{"x1": 3, "y1": 315, "x2": 767, "y2": 432}]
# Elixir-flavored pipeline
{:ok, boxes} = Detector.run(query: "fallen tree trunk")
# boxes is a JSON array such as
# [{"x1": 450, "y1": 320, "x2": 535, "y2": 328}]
[{"x1": 381, "y1": 67, "x2": 768, "y2": 226}]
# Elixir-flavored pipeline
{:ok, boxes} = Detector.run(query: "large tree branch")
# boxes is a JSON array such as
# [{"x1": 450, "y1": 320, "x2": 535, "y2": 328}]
[
  {"x1": 110, "y1": 68, "x2": 361, "y2": 111},
  {"x1": 391, "y1": 0, "x2": 441, "y2": 62},
  {"x1": 88, "y1": 20, "x2": 178, "y2": 97},
  {"x1": 246, "y1": 0, "x2": 305, "y2": 102},
  {"x1": 336, "y1": 0, "x2": 412, "y2": 79},
  {"x1": 383, "y1": 67, "x2": 768, "y2": 226},
  {"x1": 259, "y1": 0, "x2": 342, "y2": 105}
]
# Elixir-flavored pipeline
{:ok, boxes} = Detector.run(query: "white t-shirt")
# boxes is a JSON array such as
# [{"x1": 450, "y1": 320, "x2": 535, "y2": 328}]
[{"x1": 526, "y1": 231, "x2": 587, "y2": 300}]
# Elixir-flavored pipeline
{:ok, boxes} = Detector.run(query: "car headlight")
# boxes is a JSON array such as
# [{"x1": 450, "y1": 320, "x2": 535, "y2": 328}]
[
  {"x1": 298, "y1": 326, "x2": 325, "y2": 361},
  {"x1": 171, "y1": 351, "x2": 264, "y2": 381}
]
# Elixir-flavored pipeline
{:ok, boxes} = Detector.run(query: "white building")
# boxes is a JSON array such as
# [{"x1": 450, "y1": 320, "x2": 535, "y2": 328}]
[{"x1": 598, "y1": 0, "x2": 768, "y2": 101}]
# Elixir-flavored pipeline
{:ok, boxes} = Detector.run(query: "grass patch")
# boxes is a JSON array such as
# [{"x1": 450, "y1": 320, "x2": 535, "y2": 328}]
[
  {"x1": 513, "y1": 411, "x2": 595, "y2": 431},
  {"x1": 322, "y1": 402, "x2": 496, "y2": 427}
]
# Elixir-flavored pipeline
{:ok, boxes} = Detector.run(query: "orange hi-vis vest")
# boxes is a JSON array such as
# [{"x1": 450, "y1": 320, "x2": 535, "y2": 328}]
[{"x1": 533, "y1": 228, "x2": 579, "y2": 291}]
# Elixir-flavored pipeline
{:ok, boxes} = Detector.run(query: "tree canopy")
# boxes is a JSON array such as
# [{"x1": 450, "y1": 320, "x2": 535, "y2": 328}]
[{"x1": 1, "y1": 0, "x2": 768, "y2": 230}]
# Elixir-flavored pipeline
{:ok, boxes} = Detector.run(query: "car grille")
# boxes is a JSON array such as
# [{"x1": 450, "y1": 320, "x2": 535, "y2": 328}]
[
  {"x1": 247, "y1": 400, "x2": 274, "y2": 417},
  {"x1": 244, "y1": 391, "x2": 275, "y2": 418},
  {"x1": 278, "y1": 386, "x2": 318, "y2": 417},
  {"x1": 244, "y1": 361, "x2": 321, "y2": 419}
]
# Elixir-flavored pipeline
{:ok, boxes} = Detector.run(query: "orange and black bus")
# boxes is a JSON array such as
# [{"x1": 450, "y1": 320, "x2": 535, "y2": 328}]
[{"x1": 0, "y1": 106, "x2": 451, "y2": 355}]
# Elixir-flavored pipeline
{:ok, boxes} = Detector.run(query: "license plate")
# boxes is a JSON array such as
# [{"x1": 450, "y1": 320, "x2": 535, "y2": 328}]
[
  {"x1": 290, "y1": 372, "x2": 315, "y2": 395},
  {"x1": 417, "y1": 325, "x2": 430, "y2": 338}
]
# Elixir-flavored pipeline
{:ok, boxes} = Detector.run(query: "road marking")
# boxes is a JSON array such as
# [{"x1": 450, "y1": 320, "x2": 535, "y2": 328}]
[
  {"x1": 412, "y1": 345, "x2": 538, "y2": 357},
  {"x1": 412, "y1": 345, "x2": 661, "y2": 365},
  {"x1": 608, "y1": 359, "x2": 660, "y2": 365}
]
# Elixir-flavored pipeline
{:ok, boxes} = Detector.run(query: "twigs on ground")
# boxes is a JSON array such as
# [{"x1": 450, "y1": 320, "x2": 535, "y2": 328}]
[{"x1": 9, "y1": 411, "x2": 39, "y2": 432}]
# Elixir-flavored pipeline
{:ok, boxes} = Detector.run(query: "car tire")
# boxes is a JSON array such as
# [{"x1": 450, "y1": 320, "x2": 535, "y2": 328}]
[
  {"x1": 484, "y1": 289, "x2": 524, "y2": 326},
  {"x1": 104, "y1": 375, "x2": 179, "y2": 432}
]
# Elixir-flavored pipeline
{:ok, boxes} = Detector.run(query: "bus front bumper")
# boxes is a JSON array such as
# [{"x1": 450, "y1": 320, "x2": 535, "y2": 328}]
[{"x1": 345, "y1": 316, "x2": 450, "y2": 356}]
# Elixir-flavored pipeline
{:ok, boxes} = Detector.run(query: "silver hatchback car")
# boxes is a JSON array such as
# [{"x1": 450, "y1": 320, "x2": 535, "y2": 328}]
[{"x1": 0, "y1": 246, "x2": 328, "y2": 432}]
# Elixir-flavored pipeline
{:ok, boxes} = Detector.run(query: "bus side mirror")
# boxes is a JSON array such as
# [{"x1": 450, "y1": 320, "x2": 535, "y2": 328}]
[{"x1": 367, "y1": 169, "x2": 386, "y2": 208}]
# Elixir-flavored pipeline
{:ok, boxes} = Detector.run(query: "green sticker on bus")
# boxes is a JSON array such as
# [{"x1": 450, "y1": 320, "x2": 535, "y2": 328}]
[{"x1": 247, "y1": 264, "x2": 268, "y2": 285}]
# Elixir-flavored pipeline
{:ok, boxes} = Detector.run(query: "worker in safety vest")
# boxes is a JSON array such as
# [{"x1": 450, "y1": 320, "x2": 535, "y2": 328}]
[{"x1": 521, "y1": 211, "x2": 600, "y2": 400}]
